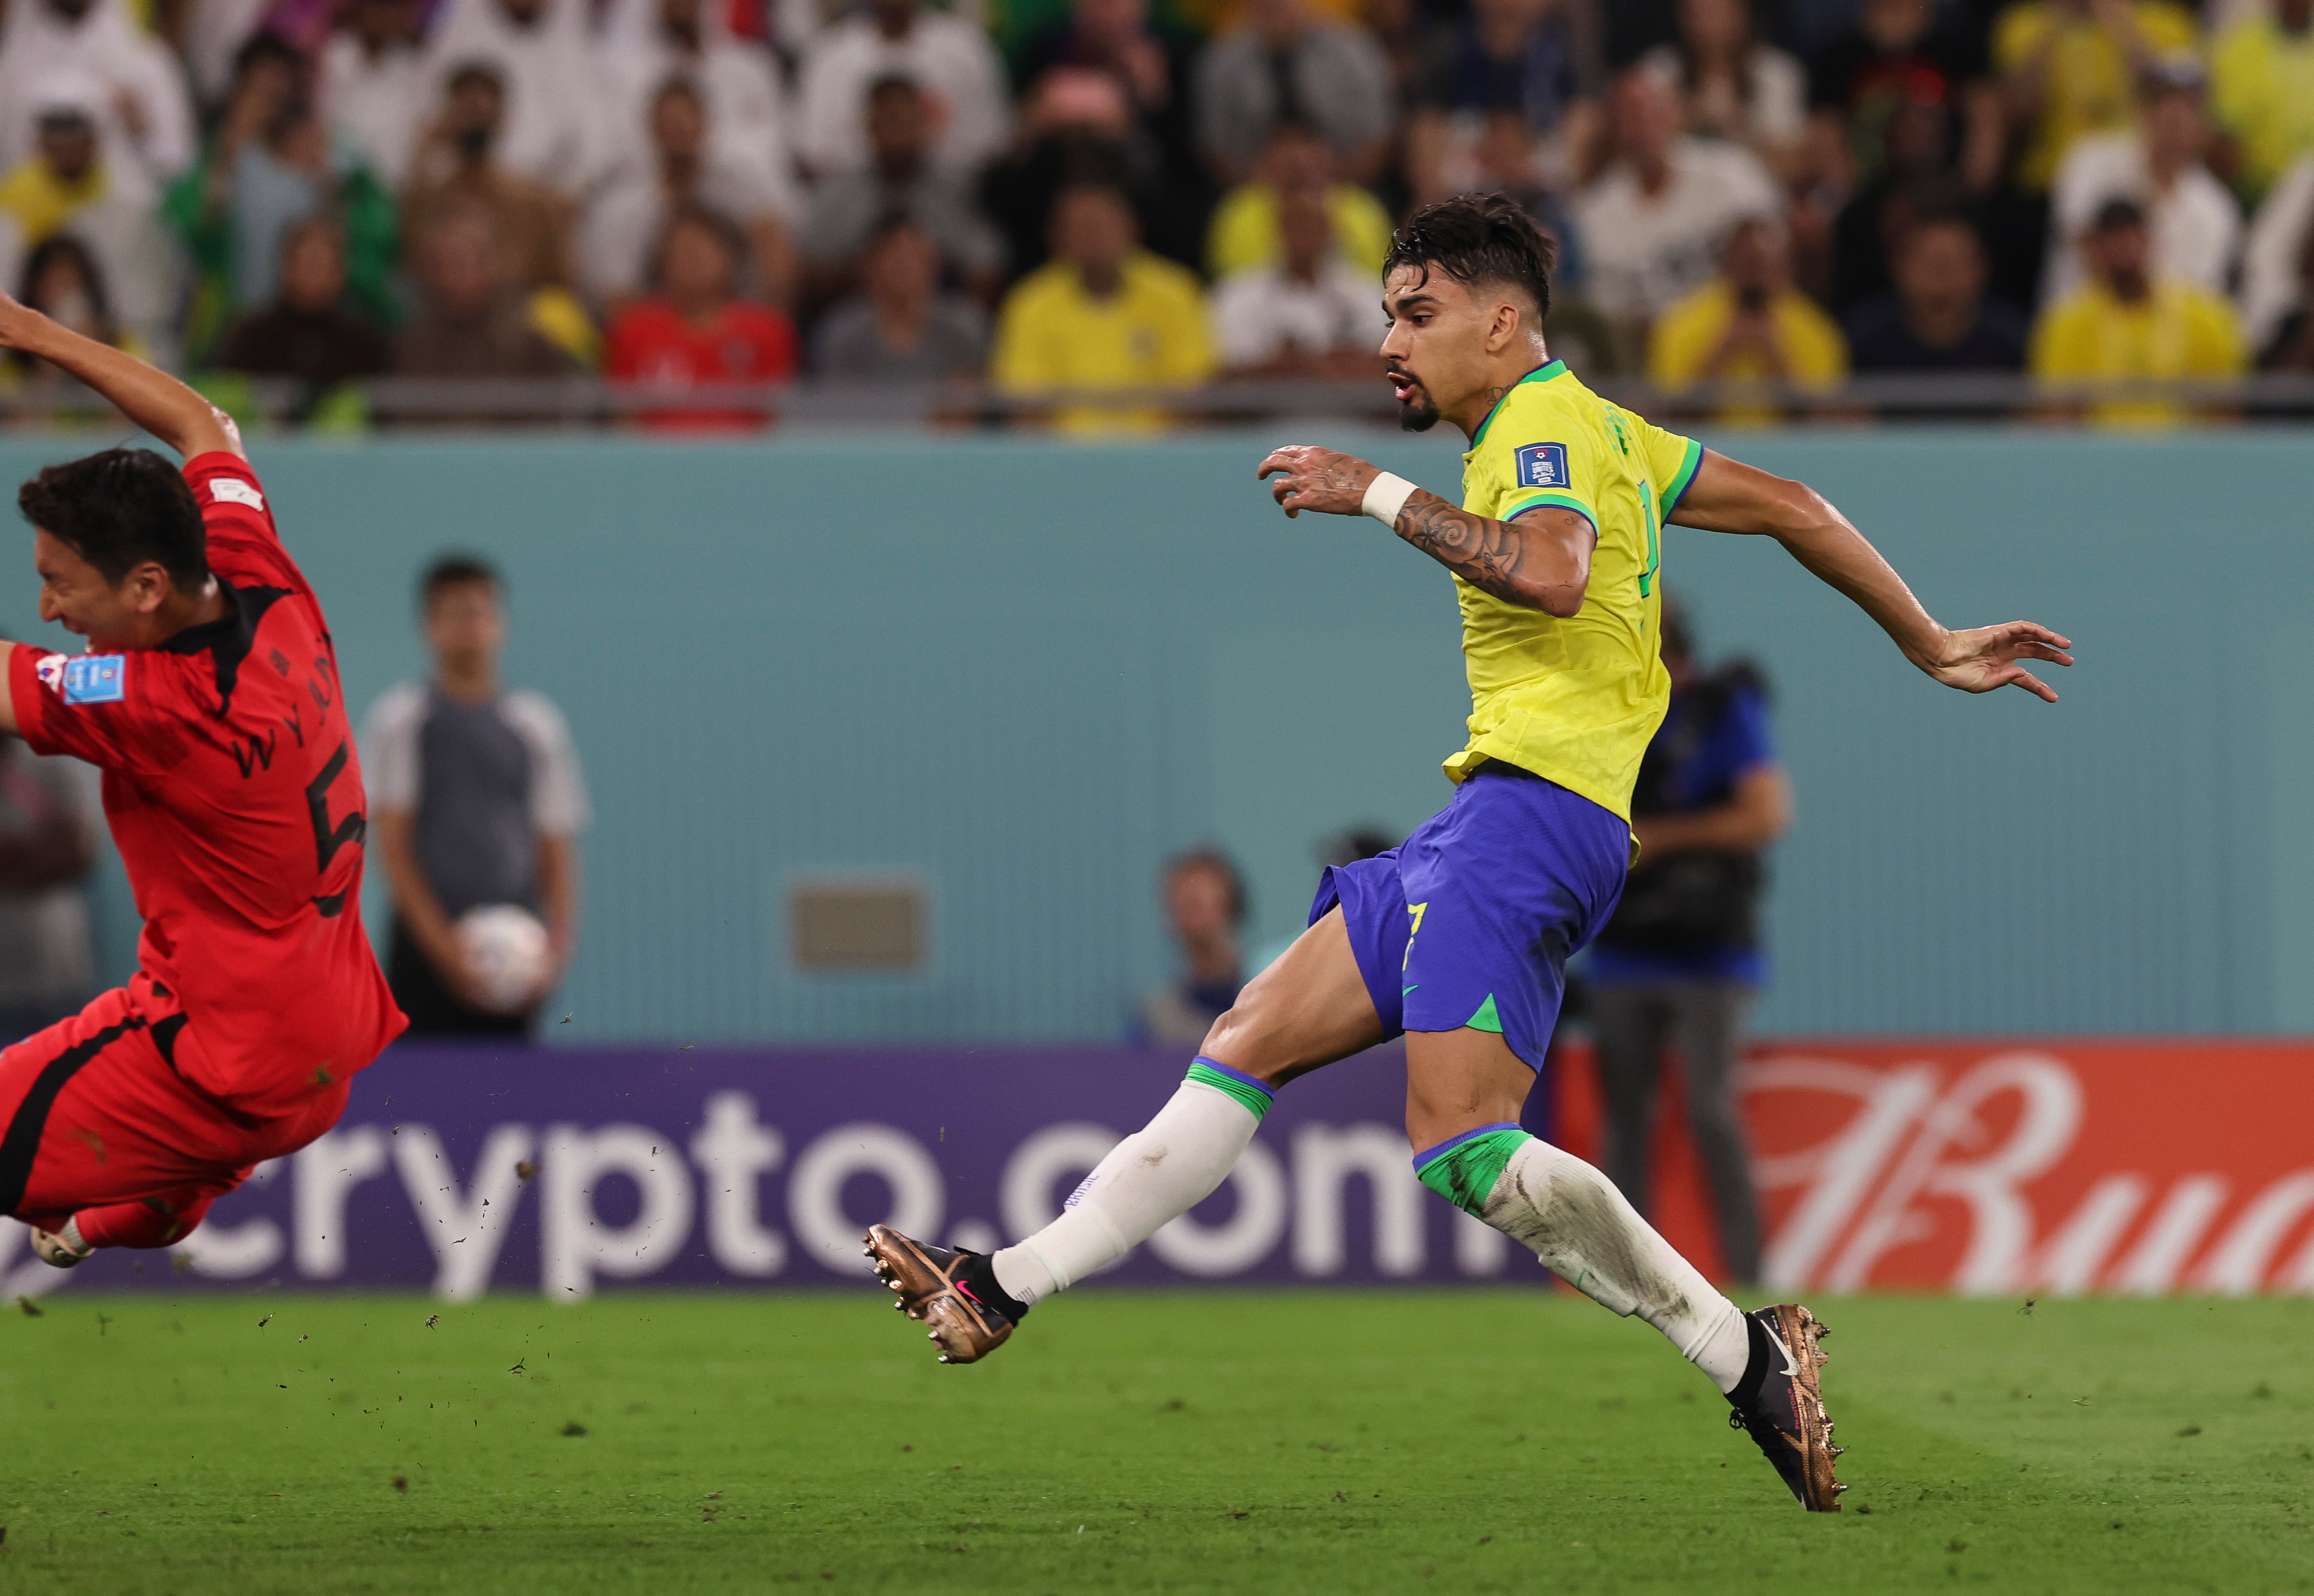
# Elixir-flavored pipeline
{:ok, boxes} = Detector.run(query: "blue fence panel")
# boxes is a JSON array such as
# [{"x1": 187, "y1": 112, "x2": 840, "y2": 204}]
[{"x1": 0, "y1": 426, "x2": 2301, "y2": 1039}]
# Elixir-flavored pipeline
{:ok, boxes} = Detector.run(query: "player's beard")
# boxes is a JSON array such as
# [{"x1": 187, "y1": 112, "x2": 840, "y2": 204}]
[{"x1": 1394, "y1": 374, "x2": 1440, "y2": 433}]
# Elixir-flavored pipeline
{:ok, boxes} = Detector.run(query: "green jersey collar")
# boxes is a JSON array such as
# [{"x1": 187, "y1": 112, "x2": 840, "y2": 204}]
[{"x1": 1467, "y1": 359, "x2": 1568, "y2": 452}]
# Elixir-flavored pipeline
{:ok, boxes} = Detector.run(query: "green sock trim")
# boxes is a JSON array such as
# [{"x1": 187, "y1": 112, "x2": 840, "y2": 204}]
[
  {"x1": 1413, "y1": 1126, "x2": 1530, "y2": 1215},
  {"x1": 1185, "y1": 1060, "x2": 1273, "y2": 1121},
  {"x1": 1465, "y1": 994, "x2": 1503, "y2": 1033}
]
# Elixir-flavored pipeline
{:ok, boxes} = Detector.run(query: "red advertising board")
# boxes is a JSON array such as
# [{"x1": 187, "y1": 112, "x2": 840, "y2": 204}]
[{"x1": 1554, "y1": 1039, "x2": 2314, "y2": 1294}]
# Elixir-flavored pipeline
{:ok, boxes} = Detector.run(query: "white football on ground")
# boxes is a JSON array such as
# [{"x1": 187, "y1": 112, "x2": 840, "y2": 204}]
[{"x1": 456, "y1": 904, "x2": 551, "y2": 1014}]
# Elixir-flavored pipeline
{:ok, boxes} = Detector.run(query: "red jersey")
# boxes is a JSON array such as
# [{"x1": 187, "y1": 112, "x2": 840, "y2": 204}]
[
  {"x1": 6, "y1": 452, "x2": 404, "y2": 1114},
  {"x1": 604, "y1": 298, "x2": 797, "y2": 432}
]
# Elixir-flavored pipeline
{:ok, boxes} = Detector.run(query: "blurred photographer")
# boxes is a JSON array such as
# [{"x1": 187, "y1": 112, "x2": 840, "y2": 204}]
[
  {"x1": 361, "y1": 556, "x2": 588, "y2": 1037},
  {"x1": 1135, "y1": 847, "x2": 1247, "y2": 1046},
  {"x1": 1587, "y1": 597, "x2": 1788, "y2": 1285},
  {"x1": 0, "y1": 703, "x2": 98, "y2": 1043}
]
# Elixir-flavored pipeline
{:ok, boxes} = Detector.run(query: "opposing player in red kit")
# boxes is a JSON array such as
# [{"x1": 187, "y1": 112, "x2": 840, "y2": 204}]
[{"x1": 0, "y1": 289, "x2": 403, "y2": 1267}]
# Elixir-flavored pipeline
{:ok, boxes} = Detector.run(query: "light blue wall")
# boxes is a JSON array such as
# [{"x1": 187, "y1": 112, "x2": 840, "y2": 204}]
[{"x1": 2, "y1": 425, "x2": 2305, "y2": 1040}]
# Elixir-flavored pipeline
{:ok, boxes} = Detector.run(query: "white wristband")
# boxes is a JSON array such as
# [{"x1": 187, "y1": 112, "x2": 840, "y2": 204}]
[{"x1": 1361, "y1": 471, "x2": 1417, "y2": 527}]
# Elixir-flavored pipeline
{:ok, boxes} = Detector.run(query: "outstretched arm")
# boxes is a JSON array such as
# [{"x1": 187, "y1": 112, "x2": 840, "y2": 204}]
[
  {"x1": 1671, "y1": 449, "x2": 2072, "y2": 702},
  {"x1": 1256, "y1": 445, "x2": 1594, "y2": 616},
  {"x1": 0, "y1": 289, "x2": 242, "y2": 461}
]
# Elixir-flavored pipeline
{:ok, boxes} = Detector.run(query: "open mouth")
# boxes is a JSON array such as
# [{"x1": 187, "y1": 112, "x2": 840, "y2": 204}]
[{"x1": 1388, "y1": 371, "x2": 1421, "y2": 403}]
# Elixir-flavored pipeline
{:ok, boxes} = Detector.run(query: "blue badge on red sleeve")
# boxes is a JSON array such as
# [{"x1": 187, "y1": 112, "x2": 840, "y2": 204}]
[
  {"x1": 59, "y1": 654, "x2": 125, "y2": 706},
  {"x1": 1515, "y1": 443, "x2": 1571, "y2": 490}
]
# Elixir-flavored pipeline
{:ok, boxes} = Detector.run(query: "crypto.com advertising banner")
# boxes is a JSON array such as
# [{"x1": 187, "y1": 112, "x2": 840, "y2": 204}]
[
  {"x1": 4, "y1": 1040, "x2": 2310, "y2": 1299},
  {"x1": 9, "y1": 1044, "x2": 1519, "y2": 1301}
]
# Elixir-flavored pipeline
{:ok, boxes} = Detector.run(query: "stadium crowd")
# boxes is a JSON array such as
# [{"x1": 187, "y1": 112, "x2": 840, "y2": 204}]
[{"x1": 0, "y1": 0, "x2": 2310, "y2": 423}]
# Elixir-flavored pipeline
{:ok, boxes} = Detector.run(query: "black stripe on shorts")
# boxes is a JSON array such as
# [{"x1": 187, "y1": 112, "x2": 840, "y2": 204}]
[{"x1": 0, "y1": 1016, "x2": 147, "y2": 1215}]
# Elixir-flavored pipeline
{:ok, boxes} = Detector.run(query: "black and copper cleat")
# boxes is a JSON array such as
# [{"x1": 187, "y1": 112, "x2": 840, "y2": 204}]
[
  {"x1": 1728, "y1": 1302, "x2": 1845, "y2": 1511},
  {"x1": 863, "y1": 1225, "x2": 1016, "y2": 1365}
]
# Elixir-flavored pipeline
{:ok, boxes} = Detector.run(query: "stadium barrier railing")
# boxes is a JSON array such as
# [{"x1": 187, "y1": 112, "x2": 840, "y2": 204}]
[{"x1": 14, "y1": 373, "x2": 2314, "y2": 431}]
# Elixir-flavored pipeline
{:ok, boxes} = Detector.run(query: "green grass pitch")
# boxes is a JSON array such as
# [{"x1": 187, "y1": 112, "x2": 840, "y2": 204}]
[{"x1": 1, "y1": 1289, "x2": 2308, "y2": 1594}]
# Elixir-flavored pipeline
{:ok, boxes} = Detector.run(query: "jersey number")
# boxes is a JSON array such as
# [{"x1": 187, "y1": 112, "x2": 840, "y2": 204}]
[
  {"x1": 1637, "y1": 482, "x2": 1662, "y2": 599},
  {"x1": 306, "y1": 737, "x2": 367, "y2": 874}
]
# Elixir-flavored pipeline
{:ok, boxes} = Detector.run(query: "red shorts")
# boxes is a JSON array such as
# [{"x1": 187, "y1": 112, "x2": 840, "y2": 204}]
[{"x1": 0, "y1": 986, "x2": 350, "y2": 1246}]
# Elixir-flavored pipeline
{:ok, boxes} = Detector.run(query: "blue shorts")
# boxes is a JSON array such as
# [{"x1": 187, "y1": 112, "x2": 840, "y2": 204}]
[{"x1": 1309, "y1": 766, "x2": 1630, "y2": 1072}]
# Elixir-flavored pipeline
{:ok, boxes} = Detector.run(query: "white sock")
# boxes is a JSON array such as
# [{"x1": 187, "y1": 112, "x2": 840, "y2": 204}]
[
  {"x1": 59, "y1": 1216, "x2": 87, "y2": 1253},
  {"x1": 1480, "y1": 1137, "x2": 1752, "y2": 1393},
  {"x1": 991, "y1": 1060, "x2": 1270, "y2": 1308}
]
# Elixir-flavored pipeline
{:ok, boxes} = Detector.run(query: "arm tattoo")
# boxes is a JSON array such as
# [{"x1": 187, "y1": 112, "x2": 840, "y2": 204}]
[{"x1": 1394, "y1": 489, "x2": 1535, "y2": 605}]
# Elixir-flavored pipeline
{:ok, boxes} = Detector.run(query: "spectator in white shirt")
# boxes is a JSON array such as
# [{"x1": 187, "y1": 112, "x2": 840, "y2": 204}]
[
  {"x1": 799, "y1": 74, "x2": 1006, "y2": 312},
  {"x1": 2241, "y1": 151, "x2": 2314, "y2": 354},
  {"x1": 2045, "y1": 60, "x2": 2241, "y2": 308},
  {"x1": 425, "y1": 0, "x2": 616, "y2": 200},
  {"x1": 321, "y1": 0, "x2": 429, "y2": 190},
  {"x1": 1572, "y1": 64, "x2": 1779, "y2": 342},
  {"x1": 796, "y1": 0, "x2": 1011, "y2": 179},
  {"x1": 602, "y1": 0, "x2": 797, "y2": 209},
  {"x1": 1638, "y1": 0, "x2": 1808, "y2": 180},
  {"x1": 1209, "y1": 185, "x2": 1379, "y2": 376},
  {"x1": 0, "y1": 0, "x2": 195, "y2": 189},
  {"x1": 582, "y1": 78, "x2": 795, "y2": 309},
  {"x1": 1194, "y1": 0, "x2": 1395, "y2": 186}
]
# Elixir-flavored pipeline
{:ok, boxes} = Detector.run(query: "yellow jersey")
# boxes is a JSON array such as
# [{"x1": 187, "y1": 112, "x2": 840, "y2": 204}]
[
  {"x1": 2028, "y1": 276, "x2": 2245, "y2": 429},
  {"x1": 1445, "y1": 358, "x2": 1701, "y2": 823},
  {"x1": 1645, "y1": 280, "x2": 1849, "y2": 426},
  {"x1": 991, "y1": 249, "x2": 1216, "y2": 436},
  {"x1": 1205, "y1": 180, "x2": 1396, "y2": 280},
  {"x1": 2213, "y1": 15, "x2": 2314, "y2": 199},
  {"x1": 1993, "y1": 1, "x2": 2199, "y2": 192}
]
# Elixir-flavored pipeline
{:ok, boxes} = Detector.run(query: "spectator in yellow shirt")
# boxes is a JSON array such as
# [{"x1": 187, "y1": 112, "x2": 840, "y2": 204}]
[
  {"x1": 1648, "y1": 216, "x2": 1848, "y2": 424},
  {"x1": 992, "y1": 181, "x2": 1217, "y2": 434},
  {"x1": 2030, "y1": 196, "x2": 2245, "y2": 428},
  {"x1": 0, "y1": 102, "x2": 108, "y2": 249},
  {"x1": 1204, "y1": 118, "x2": 1394, "y2": 281},
  {"x1": 2213, "y1": 0, "x2": 2314, "y2": 202},
  {"x1": 1994, "y1": 0, "x2": 2198, "y2": 193}
]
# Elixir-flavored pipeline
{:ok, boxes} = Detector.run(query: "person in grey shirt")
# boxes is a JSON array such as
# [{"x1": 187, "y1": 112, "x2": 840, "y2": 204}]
[
  {"x1": 0, "y1": 728, "x2": 98, "y2": 1040},
  {"x1": 361, "y1": 555, "x2": 589, "y2": 1037},
  {"x1": 813, "y1": 217, "x2": 988, "y2": 381},
  {"x1": 798, "y1": 74, "x2": 1006, "y2": 314},
  {"x1": 1193, "y1": 0, "x2": 1394, "y2": 187}
]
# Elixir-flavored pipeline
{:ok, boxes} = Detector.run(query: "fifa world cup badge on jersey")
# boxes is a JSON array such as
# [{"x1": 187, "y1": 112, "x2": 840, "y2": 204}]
[
  {"x1": 57, "y1": 654, "x2": 126, "y2": 706},
  {"x1": 1515, "y1": 443, "x2": 1571, "y2": 490},
  {"x1": 209, "y1": 476, "x2": 265, "y2": 511}
]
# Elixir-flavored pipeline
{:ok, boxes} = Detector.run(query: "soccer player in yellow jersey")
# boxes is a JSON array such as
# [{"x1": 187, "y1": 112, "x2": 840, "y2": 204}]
[{"x1": 867, "y1": 196, "x2": 2072, "y2": 1513}]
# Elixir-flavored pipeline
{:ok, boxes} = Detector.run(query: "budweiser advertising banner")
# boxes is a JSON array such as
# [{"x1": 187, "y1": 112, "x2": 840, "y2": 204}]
[
  {"x1": 1553, "y1": 1040, "x2": 2314, "y2": 1296},
  {"x1": 6, "y1": 1040, "x2": 2309, "y2": 1300}
]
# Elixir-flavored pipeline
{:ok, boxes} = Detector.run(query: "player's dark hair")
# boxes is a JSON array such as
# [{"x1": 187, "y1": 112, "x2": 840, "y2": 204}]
[
  {"x1": 1166, "y1": 846, "x2": 1247, "y2": 928},
  {"x1": 866, "y1": 73, "x2": 923, "y2": 106},
  {"x1": 421, "y1": 552, "x2": 500, "y2": 608},
  {"x1": 1382, "y1": 193, "x2": 1557, "y2": 325},
  {"x1": 19, "y1": 448, "x2": 208, "y2": 591},
  {"x1": 2092, "y1": 196, "x2": 2148, "y2": 234}
]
